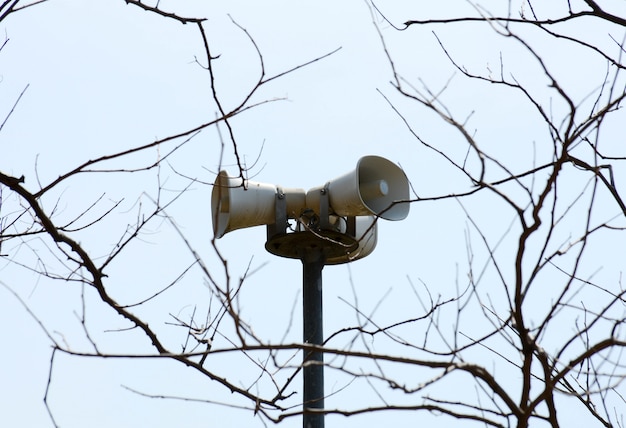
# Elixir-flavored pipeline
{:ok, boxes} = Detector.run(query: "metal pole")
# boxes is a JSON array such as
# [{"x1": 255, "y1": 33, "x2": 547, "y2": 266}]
[{"x1": 301, "y1": 248, "x2": 325, "y2": 428}]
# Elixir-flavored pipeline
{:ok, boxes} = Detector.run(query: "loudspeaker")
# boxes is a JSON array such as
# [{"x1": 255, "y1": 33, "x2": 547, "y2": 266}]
[
  {"x1": 211, "y1": 171, "x2": 305, "y2": 239},
  {"x1": 325, "y1": 216, "x2": 378, "y2": 264},
  {"x1": 306, "y1": 156, "x2": 410, "y2": 221}
]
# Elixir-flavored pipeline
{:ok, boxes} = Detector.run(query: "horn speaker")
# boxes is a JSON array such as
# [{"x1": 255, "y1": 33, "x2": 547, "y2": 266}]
[
  {"x1": 325, "y1": 216, "x2": 378, "y2": 264},
  {"x1": 306, "y1": 155, "x2": 409, "y2": 221},
  {"x1": 211, "y1": 171, "x2": 305, "y2": 239}
]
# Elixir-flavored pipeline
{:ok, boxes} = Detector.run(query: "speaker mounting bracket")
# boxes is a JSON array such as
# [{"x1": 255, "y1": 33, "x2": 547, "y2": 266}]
[
  {"x1": 266, "y1": 186, "x2": 288, "y2": 240},
  {"x1": 265, "y1": 183, "x2": 359, "y2": 262}
]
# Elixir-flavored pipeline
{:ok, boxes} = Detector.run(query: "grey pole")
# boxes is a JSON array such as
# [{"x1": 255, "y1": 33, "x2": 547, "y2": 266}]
[
  {"x1": 301, "y1": 248, "x2": 325, "y2": 428},
  {"x1": 264, "y1": 188, "x2": 360, "y2": 428}
]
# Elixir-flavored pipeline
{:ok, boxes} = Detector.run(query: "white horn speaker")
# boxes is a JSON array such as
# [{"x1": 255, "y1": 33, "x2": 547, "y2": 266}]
[
  {"x1": 306, "y1": 156, "x2": 410, "y2": 221},
  {"x1": 211, "y1": 171, "x2": 305, "y2": 238},
  {"x1": 325, "y1": 216, "x2": 378, "y2": 265}
]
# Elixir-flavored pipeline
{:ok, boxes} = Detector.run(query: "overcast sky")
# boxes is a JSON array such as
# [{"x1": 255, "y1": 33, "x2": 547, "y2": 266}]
[{"x1": 1, "y1": 1, "x2": 625, "y2": 427}]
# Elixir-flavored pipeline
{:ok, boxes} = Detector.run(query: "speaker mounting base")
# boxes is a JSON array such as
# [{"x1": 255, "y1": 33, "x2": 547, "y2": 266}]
[{"x1": 265, "y1": 230, "x2": 358, "y2": 261}]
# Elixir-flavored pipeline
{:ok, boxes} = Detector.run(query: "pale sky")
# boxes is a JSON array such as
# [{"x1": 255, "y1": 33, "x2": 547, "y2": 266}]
[{"x1": 1, "y1": 1, "x2": 625, "y2": 427}]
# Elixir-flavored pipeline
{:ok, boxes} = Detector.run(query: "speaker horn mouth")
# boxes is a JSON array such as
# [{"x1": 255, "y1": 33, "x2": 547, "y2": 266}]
[
  {"x1": 357, "y1": 156, "x2": 410, "y2": 220},
  {"x1": 360, "y1": 179, "x2": 389, "y2": 199}
]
